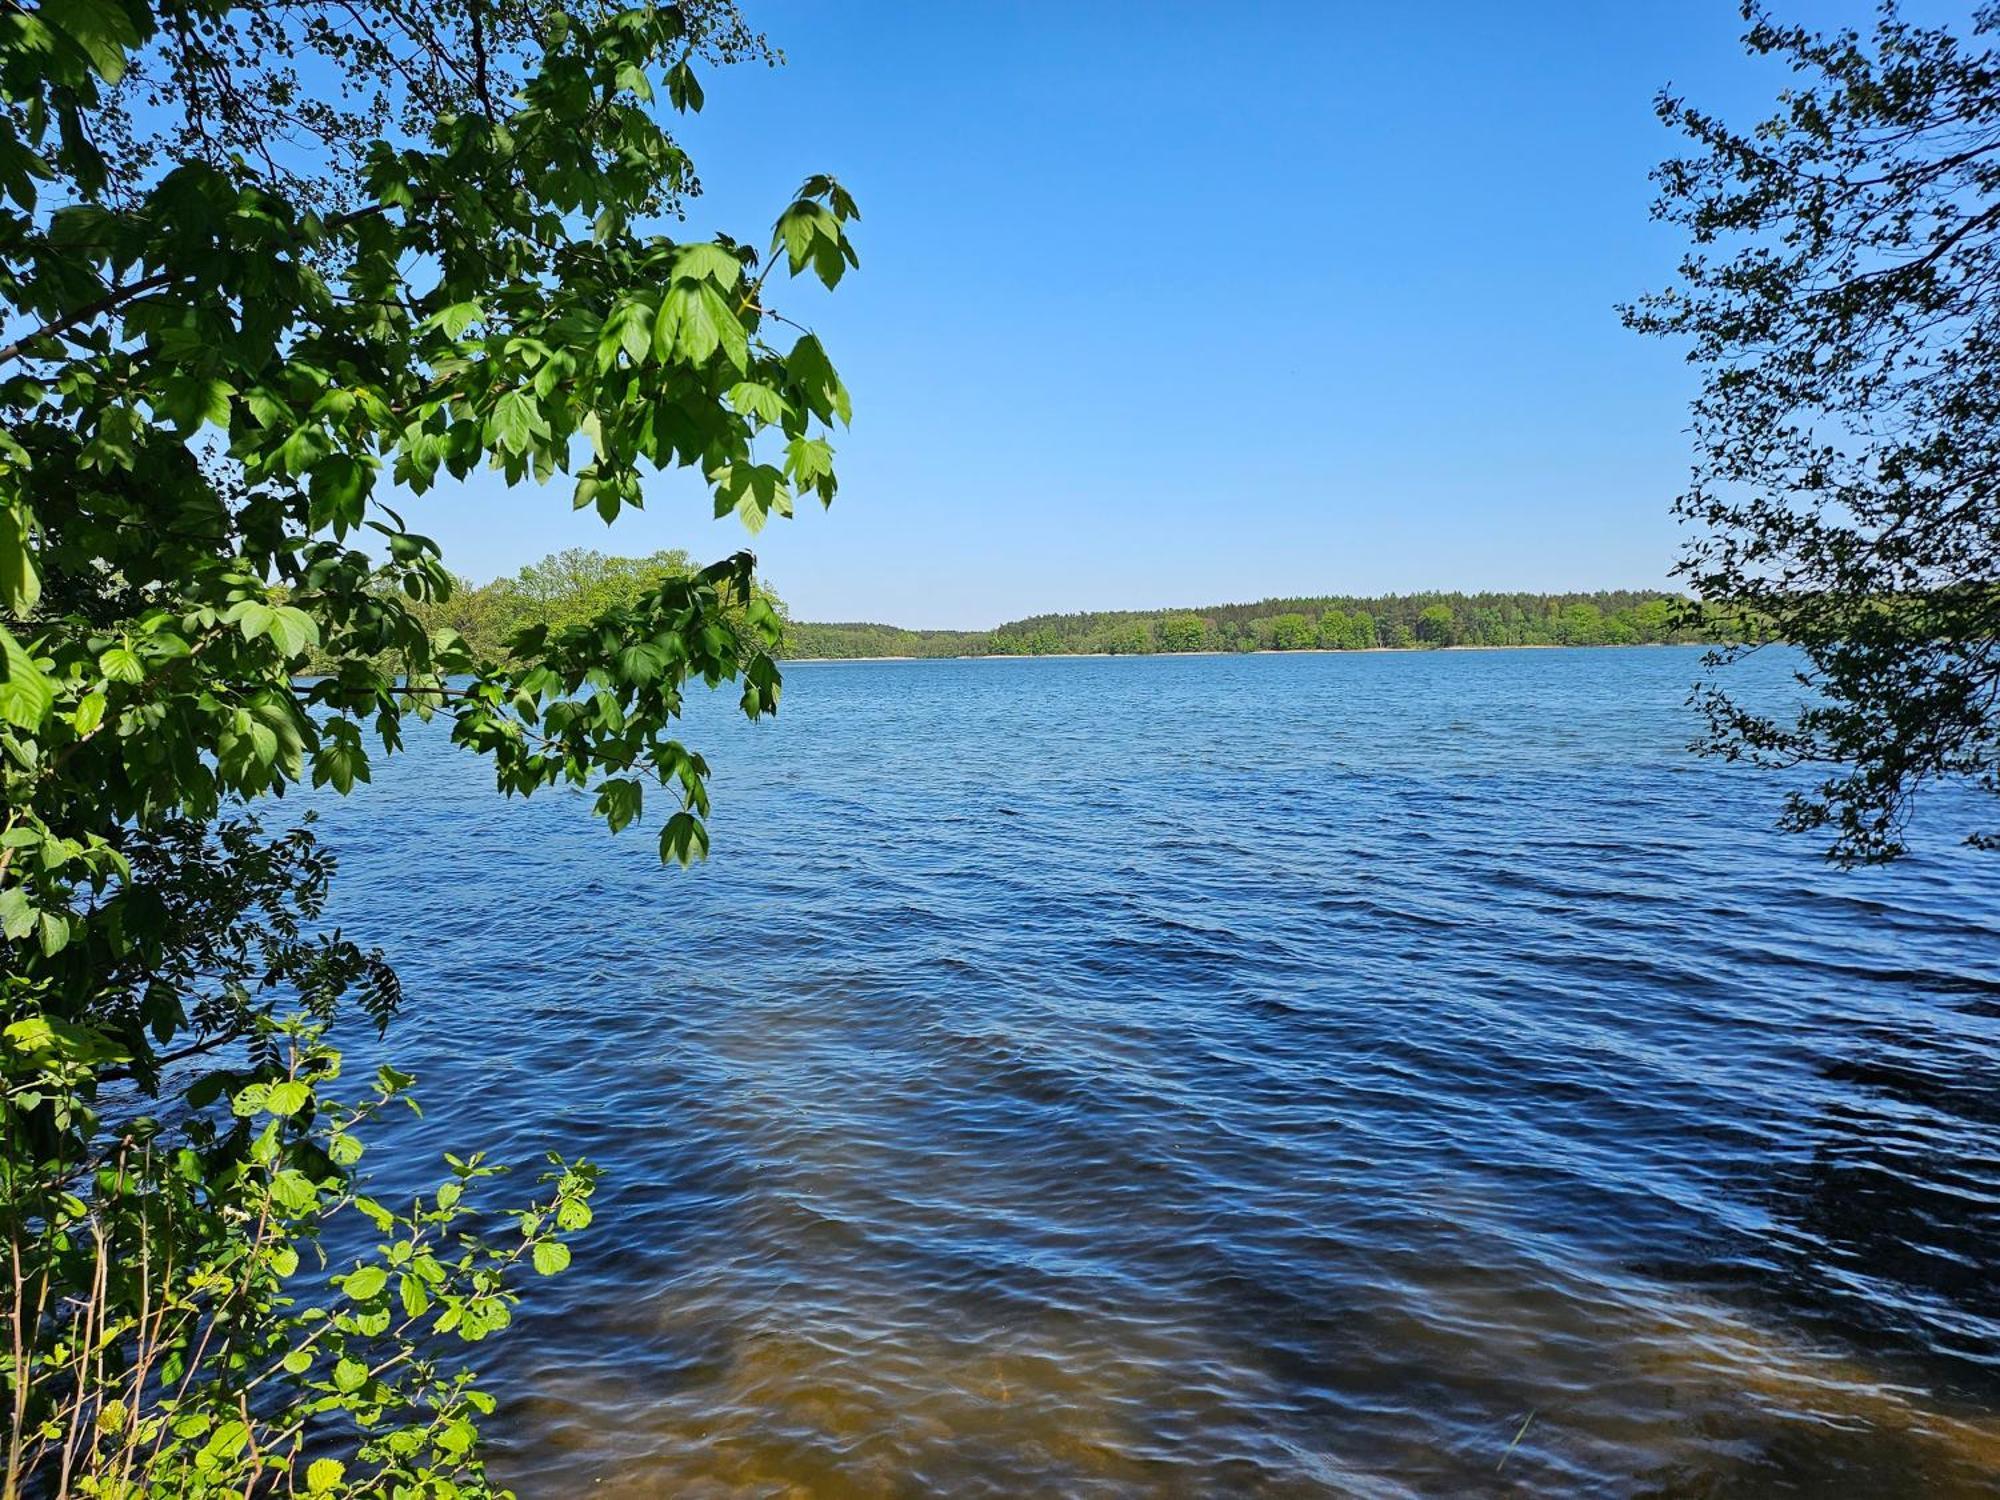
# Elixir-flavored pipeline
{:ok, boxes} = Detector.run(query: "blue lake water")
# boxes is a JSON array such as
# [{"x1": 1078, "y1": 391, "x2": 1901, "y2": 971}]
[{"x1": 305, "y1": 646, "x2": 2000, "y2": 1496}]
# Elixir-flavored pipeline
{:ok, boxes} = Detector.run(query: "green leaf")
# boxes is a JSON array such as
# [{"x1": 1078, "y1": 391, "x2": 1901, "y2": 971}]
[
  {"x1": 42, "y1": 0, "x2": 143, "y2": 83},
  {"x1": 332, "y1": 1357, "x2": 368, "y2": 1394},
  {"x1": 312, "y1": 717, "x2": 372, "y2": 796},
  {"x1": 773, "y1": 202, "x2": 822, "y2": 274},
  {"x1": 531, "y1": 1240, "x2": 572, "y2": 1276},
  {"x1": 72, "y1": 691, "x2": 105, "y2": 735},
  {"x1": 674, "y1": 242, "x2": 741, "y2": 286},
  {"x1": 741, "y1": 651, "x2": 782, "y2": 715},
  {"x1": 155, "y1": 373, "x2": 234, "y2": 432},
  {"x1": 615, "y1": 641, "x2": 664, "y2": 686},
  {"x1": 0, "y1": 889, "x2": 35, "y2": 943},
  {"x1": 703, "y1": 283, "x2": 748, "y2": 372},
  {"x1": 97, "y1": 644, "x2": 143, "y2": 683},
  {"x1": 713, "y1": 463, "x2": 790, "y2": 533},
  {"x1": 399, "y1": 1272, "x2": 430, "y2": 1319},
  {"x1": 0, "y1": 625, "x2": 53, "y2": 730},
  {"x1": 659, "y1": 811, "x2": 710, "y2": 866},
  {"x1": 6, "y1": 1017, "x2": 54, "y2": 1053},
  {"x1": 665, "y1": 285, "x2": 718, "y2": 364},
  {"x1": 265, "y1": 606, "x2": 320, "y2": 660},
  {"x1": 226, "y1": 602, "x2": 277, "y2": 644},
  {"x1": 268, "y1": 1169, "x2": 318, "y2": 1215},
  {"x1": 783, "y1": 435, "x2": 835, "y2": 495},
  {"x1": 307, "y1": 1458, "x2": 346, "y2": 1495},
  {"x1": 431, "y1": 300, "x2": 482, "y2": 338},
  {"x1": 489, "y1": 389, "x2": 546, "y2": 455},
  {"x1": 729, "y1": 382, "x2": 788, "y2": 425},
  {"x1": 787, "y1": 334, "x2": 852, "y2": 426},
  {"x1": 665, "y1": 59, "x2": 704, "y2": 112},
  {"x1": 0, "y1": 504, "x2": 39, "y2": 617},
  {"x1": 599, "y1": 298, "x2": 654, "y2": 369},
  {"x1": 615, "y1": 60, "x2": 654, "y2": 101},
  {"x1": 264, "y1": 1079, "x2": 310, "y2": 1116},
  {"x1": 344, "y1": 1264, "x2": 388, "y2": 1301},
  {"x1": 308, "y1": 456, "x2": 371, "y2": 533},
  {"x1": 593, "y1": 777, "x2": 642, "y2": 834},
  {"x1": 813, "y1": 230, "x2": 856, "y2": 289},
  {"x1": 204, "y1": 1420, "x2": 249, "y2": 1460}
]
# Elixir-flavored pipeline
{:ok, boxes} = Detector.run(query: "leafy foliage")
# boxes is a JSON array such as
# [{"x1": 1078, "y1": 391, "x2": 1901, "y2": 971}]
[
  {"x1": 1626, "y1": 3, "x2": 2000, "y2": 862},
  {"x1": 5, "y1": 1015, "x2": 599, "y2": 1496},
  {"x1": 406, "y1": 546, "x2": 790, "y2": 662},
  {"x1": 0, "y1": 0, "x2": 857, "y2": 1491}
]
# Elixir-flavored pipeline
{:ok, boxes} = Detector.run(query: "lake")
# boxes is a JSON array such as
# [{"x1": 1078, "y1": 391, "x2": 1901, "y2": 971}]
[{"x1": 304, "y1": 646, "x2": 2000, "y2": 1496}]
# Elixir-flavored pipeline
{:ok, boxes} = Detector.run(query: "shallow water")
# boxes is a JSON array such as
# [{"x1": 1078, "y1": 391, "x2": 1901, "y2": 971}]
[{"x1": 307, "y1": 647, "x2": 2000, "y2": 1496}]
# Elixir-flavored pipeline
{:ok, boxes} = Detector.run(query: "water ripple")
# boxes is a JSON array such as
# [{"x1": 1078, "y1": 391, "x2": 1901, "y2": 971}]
[{"x1": 304, "y1": 648, "x2": 2000, "y2": 1496}]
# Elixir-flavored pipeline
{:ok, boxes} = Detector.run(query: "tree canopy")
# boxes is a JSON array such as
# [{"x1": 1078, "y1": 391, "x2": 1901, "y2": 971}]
[
  {"x1": 1627, "y1": 2, "x2": 2000, "y2": 863},
  {"x1": 0, "y1": 0, "x2": 855, "y2": 1491}
]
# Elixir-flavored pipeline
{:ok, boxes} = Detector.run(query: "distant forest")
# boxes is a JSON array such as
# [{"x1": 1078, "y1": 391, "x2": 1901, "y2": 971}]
[
  {"x1": 403, "y1": 554, "x2": 1734, "y2": 663},
  {"x1": 785, "y1": 590, "x2": 1732, "y2": 659}
]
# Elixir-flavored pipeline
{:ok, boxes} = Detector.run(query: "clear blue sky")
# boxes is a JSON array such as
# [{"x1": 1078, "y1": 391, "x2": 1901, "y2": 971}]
[{"x1": 414, "y1": 1, "x2": 1880, "y2": 629}]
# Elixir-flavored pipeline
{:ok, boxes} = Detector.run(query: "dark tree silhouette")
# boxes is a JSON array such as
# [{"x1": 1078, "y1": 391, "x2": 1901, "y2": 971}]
[{"x1": 1628, "y1": 4, "x2": 2000, "y2": 863}]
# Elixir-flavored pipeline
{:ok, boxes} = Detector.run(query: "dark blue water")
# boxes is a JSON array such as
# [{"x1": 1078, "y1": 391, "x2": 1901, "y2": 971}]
[{"x1": 307, "y1": 647, "x2": 2000, "y2": 1496}]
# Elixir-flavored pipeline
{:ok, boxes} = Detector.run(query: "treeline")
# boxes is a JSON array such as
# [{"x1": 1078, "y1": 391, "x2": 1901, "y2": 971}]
[
  {"x1": 786, "y1": 590, "x2": 1736, "y2": 659},
  {"x1": 779, "y1": 621, "x2": 988, "y2": 658},
  {"x1": 401, "y1": 559, "x2": 1736, "y2": 663}
]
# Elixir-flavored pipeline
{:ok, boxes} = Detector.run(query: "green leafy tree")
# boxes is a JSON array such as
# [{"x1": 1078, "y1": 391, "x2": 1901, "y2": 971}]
[
  {"x1": 1414, "y1": 604, "x2": 1457, "y2": 647},
  {"x1": 1266, "y1": 612, "x2": 1317, "y2": 650},
  {"x1": 1156, "y1": 614, "x2": 1208, "y2": 653},
  {"x1": 1626, "y1": 3, "x2": 2000, "y2": 861},
  {"x1": 1630, "y1": 598, "x2": 1674, "y2": 641},
  {"x1": 1100, "y1": 619, "x2": 1153, "y2": 654},
  {"x1": 505, "y1": 547, "x2": 697, "y2": 631},
  {"x1": 0, "y1": 0, "x2": 857, "y2": 1491},
  {"x1": 1555, "y1": 601, "x2": 1607, "y2": 646}
]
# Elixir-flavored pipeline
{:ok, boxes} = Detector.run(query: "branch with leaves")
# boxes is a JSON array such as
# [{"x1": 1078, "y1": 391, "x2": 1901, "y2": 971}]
[{"x1": 0, "y1": 0, "x2": 860, "y2": 1491}]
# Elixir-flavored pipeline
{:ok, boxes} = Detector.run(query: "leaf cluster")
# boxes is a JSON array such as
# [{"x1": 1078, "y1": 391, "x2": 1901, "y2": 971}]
[{"x1": 3, "y1": 1015, "x2": 599, "y2": 1497}]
